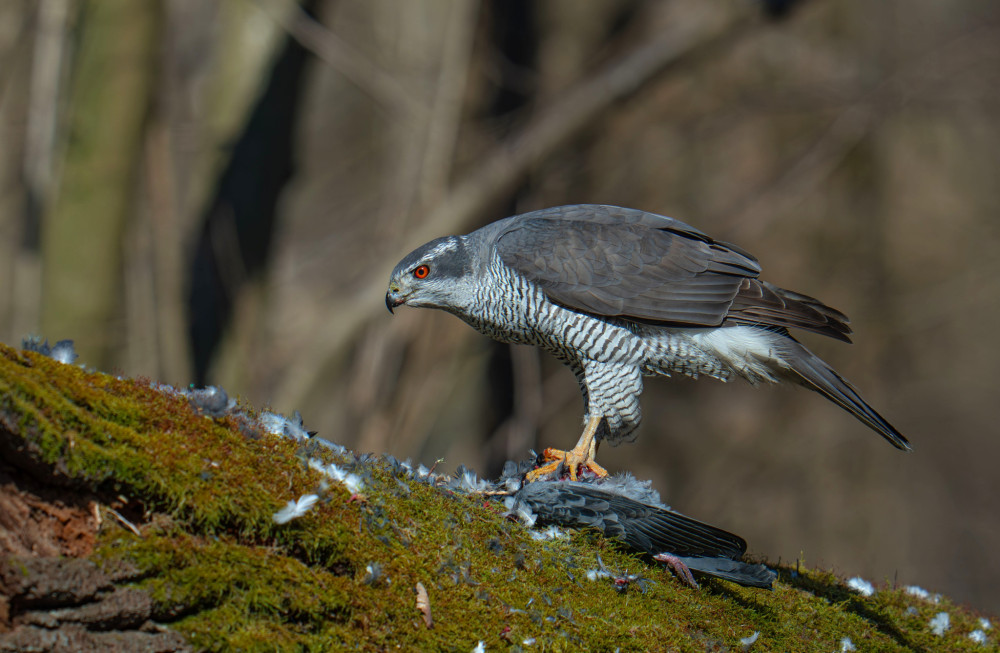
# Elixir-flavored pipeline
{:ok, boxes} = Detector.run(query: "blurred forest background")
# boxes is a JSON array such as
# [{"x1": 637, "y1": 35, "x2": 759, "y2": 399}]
[{"x1": 2, "y1": 0, "x2": 999, "y2": 613}]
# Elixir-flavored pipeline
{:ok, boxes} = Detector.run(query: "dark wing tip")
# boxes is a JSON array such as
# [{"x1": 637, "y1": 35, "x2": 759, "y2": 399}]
[{"x1": 728, "y1": 280, "x2": 854, "y2": 342}]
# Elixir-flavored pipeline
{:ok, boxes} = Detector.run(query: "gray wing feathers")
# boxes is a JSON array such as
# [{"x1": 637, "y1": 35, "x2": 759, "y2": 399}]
[
  {"x1": 517, "y1": 481, "x2": 776, "y2": 588},
  {"x1": 496, "y1": 206, "x2": 760, "y2": 327},
  {"x1": 520, "y1": 482, "x2": 746, "y2": 558},
  {"x1": 494, "y1": 205, "x2": 857, "y2": 342},
  {"x1": 677, "y1": 557, "x2": 777, "y2": 589},
  {"x1": 728, "y1": 280, "x2": 853, "y2": 342}
]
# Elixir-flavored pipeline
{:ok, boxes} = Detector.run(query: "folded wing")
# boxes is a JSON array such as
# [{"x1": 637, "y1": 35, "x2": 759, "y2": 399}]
[{"x1": 497, "y1": 204, "x2": 852, "y2": 341}]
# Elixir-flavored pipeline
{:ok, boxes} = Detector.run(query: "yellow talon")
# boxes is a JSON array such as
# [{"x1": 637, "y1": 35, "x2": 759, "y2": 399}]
[{"x1": 525, "y1": 416, "x2": 607, "y2": 482}]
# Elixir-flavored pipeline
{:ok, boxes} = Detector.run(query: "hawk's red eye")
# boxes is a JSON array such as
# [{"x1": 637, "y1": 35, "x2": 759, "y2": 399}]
[{"x1": 413, "y1": 265, "x2": 430, "y2": 279}]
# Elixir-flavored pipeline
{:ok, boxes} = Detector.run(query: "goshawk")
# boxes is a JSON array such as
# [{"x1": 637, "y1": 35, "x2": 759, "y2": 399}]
[{"x1": 386, "y1": 205, "x2": 909, "y2": 480}]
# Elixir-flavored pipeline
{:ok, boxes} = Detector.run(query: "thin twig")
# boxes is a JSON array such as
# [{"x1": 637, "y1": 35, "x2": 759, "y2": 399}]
[
  {"x1": 717, "y1": 17, "x2": 1000, "y2": 240},
  {"x1": 718, "y1": 104, "x2": 875, "y2": 241},
  {"x1": 105, "y1": 507, "x2": 142, "y2": 537},
  {"x1": 254, "y1": 0, "x2": 424, "y2": 119}
]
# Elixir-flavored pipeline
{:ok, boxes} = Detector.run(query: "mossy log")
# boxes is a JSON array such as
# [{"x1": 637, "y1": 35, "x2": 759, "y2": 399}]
[{"x1": 0, "y1": 342, "x2": 991, "y2": 651}]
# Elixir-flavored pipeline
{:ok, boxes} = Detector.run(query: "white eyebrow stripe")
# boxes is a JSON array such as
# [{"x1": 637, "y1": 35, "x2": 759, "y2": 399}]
[{"x1": 426, "y1": 238, "x2": 459, "y2": 258}]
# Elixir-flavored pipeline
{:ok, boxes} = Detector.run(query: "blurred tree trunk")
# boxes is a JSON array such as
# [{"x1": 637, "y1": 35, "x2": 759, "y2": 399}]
[
  {"x1": 40, "y1": 0, "x2": 161, "y2": 369},
  {"x1": 187, "y1": 0, "x2": 317, "y2": 385},
  {"x1": 0, "y1": 2, "x2": 38, "y2": 342}
]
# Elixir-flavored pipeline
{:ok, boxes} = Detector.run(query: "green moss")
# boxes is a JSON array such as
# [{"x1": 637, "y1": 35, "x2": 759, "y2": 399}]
[
  {"x1": 0, "y1": 342, "x2": 994, "y2": 651},
  {"x1": 95, "y1": 530, "x2": 352, "y2": 651}
]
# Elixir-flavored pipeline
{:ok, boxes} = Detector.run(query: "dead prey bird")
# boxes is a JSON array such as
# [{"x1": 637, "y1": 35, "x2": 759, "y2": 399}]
[
  {"x1": 504, "y1": 469, "x2": 775, "y2": 589},
  {"x1": 386, "y1": 204, "x2": 909, "y2": 480}
]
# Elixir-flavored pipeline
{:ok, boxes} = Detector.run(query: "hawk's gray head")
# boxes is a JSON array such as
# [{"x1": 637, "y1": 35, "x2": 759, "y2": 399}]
[{"x1": 386, "y1": 235, "x2": 473, "y2": 313}]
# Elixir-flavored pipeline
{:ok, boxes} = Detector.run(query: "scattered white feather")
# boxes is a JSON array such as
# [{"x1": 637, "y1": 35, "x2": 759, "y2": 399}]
[
  {"x1": 846, "y1": 577, "x2": 874, "y2": 597},
  {"x1": 903, "y1": 585, "x2": 940, "y2": 603},
  {"x1": 343, "y1": 476, "x2": 363, "y2": 494},
  {"x1": 585, "y1": 568, "x2": 610, "y2": 581},
  {"x1": 258, "y1": 410, "x2": 310, "y2": 440},
  {"x1": 968, "y1": 629, "x2": 988, "y2": 645},
  {"x1": 522, "y1": 638, "x2": 535, "y2": 646},
  {"x1": 259, "y1": 411, "x2": 287, "y2": 436},
  {"x1": 739, "y1": 631, "x2": 759, "y2": 649},
  {"x1": 273, "y1": 494, "x2": 320, "y2": 524},
  {"x1": 471, "y1": 641, "x2": 485, "y2": 653},
  {"x1": 516, "y1": 504, "x2": 537, "y2": 527},
  {"x1": 314, "y1": 437, "x2": 349, "y2": 456},
  {"x1": 361, "y1": 562, "x2": 383, "y2": 585},
  {"x1": 150, "y1": 381, "x2": 179, "y2": 395},
  {"x1": 502, "y1": 496, "x2": 537, "y2": 527},
  {"x1": 344, "y1": 474, "x2": 365, "y2": 494},
  {"x1": 458, "y1": 469, "x2": 488, "y2": 493},
  {"x1": 308, "y1": 459, "x2": 364, "y2": 493},
  {"x1": 529, "y1": 526, "x2": 565, "y2": 541},
  {"x1": 929, "y1": 611, "x2": 950, "y2": 636},
  {"x1": 23, "y1": 337, "x2": 79, "y2": 365},
  {"x1": 283, "y1": 411, "x2": 311, "y2": 441},
  {"x1": 49, "y1": 340, "x2": 78, "y2": 364},
  {"x1": 840, "y1": 636, "x2": 856, "y2": 652},
  {"x1": 979, "y1": 617, "x2": 992, "y2": 630}
]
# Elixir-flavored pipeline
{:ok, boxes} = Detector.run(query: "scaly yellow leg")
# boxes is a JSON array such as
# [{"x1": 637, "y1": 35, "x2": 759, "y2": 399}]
[{"x1": 525, "y1": 415, "x2": 608, "y2": 482}]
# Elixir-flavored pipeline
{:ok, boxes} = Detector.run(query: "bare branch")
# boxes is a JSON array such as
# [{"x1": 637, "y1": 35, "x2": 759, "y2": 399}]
[
  {"x1": 718, "y1": 104, "x2": 875, "y2": 241},
  {"x1": 254, "y1": 0, "x2": 425, "y2": 118}
]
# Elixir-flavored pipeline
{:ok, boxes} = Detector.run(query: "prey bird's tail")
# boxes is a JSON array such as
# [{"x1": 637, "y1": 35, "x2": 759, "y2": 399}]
[
  {"x1": 678, "y1": 556, "x2": 777, "y2": 589},
  {"x1": 779, "y1": 338, "x2": 910, "y2": 451}
]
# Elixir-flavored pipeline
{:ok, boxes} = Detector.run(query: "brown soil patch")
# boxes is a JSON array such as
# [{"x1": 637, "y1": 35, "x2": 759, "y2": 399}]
[
  {"x1": 0, "y1": 461, "x2": 189, "y2": 651},
  {"x1": 0, "y1": 465, "x2": 98, "y2": 558}
]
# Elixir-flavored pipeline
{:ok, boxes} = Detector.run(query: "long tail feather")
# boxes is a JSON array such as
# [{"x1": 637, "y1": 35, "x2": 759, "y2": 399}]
[{"x1": 780, "y1": 339, "x2": 911, "y2": 451}]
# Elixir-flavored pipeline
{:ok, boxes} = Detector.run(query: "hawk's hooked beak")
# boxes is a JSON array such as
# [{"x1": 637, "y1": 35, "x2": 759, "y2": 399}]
[{"x1": 386, "y1": 288, "x2": 404, "y2": 314}]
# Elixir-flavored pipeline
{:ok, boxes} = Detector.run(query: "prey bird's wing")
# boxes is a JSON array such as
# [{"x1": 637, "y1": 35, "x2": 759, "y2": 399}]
[
  {"x1": 520, "y1": 481, "x2": 747, "y2": 559},
  {"x1": 515, "y1": 480, "x2": 777, "y2": 588},
  {"x1": 495, "y1": 205, "x2": 760, "y2": 327}
]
